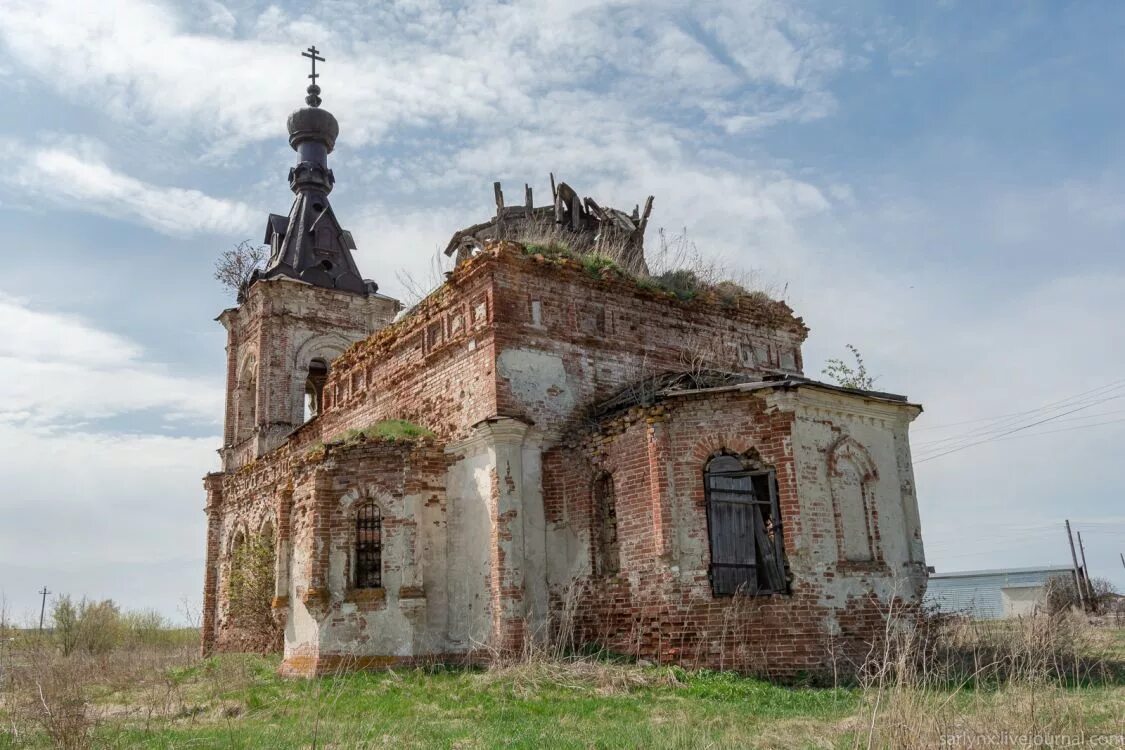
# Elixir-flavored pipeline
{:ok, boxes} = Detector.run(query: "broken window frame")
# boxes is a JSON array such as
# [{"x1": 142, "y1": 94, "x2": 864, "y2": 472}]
[
  {"x1": 304, "y1": 358, "x2": 329, "y2": 422},
  {"x1": 703, "y1": 454, "x2": 787, "y2": 597},
  {"x1": 354, "y1": 501, "x2": 382, "y2": 590}
]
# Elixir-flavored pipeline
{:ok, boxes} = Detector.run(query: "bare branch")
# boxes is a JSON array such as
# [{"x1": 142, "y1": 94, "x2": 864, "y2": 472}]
[{"x1": 214, "y1": 240, "x2": 268, "y2": 303}]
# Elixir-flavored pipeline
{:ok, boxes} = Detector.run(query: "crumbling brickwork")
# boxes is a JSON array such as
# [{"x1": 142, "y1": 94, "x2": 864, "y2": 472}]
[{"x1": 202, "y1": 241, "x2": 926, "y2": 680}]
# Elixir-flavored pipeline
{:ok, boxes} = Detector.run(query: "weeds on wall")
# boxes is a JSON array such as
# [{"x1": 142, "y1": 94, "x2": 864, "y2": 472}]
[
  {"x1": 305, "y1": 420, "x2": 436, "y2": 460},
  {"x1": 226, "y1": 536, "x2": 278, "y2": 651},
  {"x1": 516, "y1": 220, "x2": 776, "y2": 307},
  {"x1": 821, "y1": 344, "x2": 876, "y2": 390}
]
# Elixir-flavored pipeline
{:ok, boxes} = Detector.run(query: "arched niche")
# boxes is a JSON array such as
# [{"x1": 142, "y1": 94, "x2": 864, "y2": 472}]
[{"x1": 827, "y1": 436, "x2": 880, "y2": 563}]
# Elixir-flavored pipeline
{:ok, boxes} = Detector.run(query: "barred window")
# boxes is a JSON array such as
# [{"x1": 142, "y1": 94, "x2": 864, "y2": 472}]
[
  {"x1": 704, "y1": 455, "x2": 787, "y2": 596},
  {"x1": 355, "y1": 502, "x2": 382, "y2": 589}
]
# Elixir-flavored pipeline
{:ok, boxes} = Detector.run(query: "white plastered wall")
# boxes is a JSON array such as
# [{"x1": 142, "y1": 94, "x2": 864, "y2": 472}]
[{"x1": 766, "y1": 386, "x2": 926, "y2": 612}]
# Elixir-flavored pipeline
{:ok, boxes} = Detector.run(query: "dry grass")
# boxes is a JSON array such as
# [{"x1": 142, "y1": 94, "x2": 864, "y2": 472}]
[
  {"x1": 1, "y1": 636, "x2": 202, "y2": 749},
  {"x1": 852, "y1": 604, "x2": 1125, "y2": 749},
  {"x1": 1, "y1": 610, "x2": 1121, "y2": 749}
]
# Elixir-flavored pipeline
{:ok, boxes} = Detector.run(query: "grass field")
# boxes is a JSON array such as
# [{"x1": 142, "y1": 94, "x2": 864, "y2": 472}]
[{"x1": 2, "y1": 619, "x2": 1123, "y2": 749}]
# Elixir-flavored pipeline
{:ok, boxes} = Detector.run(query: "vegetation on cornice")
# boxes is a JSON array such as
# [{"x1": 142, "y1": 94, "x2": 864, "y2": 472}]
[
  {"x1": 332, "y1": 231, "x2": 804, "y2": 377},
  {"x1": 516, "y1": 238, "x2": 800, "y2": 332},
  {"x1": 304, "y1": 420, "x2": 436, "y2": 460}
]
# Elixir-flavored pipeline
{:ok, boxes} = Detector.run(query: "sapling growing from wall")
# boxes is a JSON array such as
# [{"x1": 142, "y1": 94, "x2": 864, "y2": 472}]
[
  {"x1": 821, "y1": 344, "x2": 876, "y2": 390},
  {"x1": 214, "y1": 240, "x2": 268, "y2": 303}
]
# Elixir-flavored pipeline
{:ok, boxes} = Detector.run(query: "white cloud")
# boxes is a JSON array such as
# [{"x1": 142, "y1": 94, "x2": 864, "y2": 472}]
[
  {"x1": 0, "y1": 294, "x2": 222, "y2": 428},
  {"x1": 0, "y1": 139, "x2": 255, "y2": 235},
  {"x1": 0, "y1": 0, "x2": 845, "y2": 152}
]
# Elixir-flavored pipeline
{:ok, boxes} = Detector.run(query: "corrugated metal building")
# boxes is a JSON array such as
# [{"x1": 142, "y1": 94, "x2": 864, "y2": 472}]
[{"x1": 924, "y1": 566, "x2": 1075, "y2": 619}]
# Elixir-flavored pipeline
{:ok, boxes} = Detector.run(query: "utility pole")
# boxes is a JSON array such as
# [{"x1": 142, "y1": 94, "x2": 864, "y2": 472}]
[
  {"x1": 1077, "y1": 531, "x2": 1093, "y2": 605},
  {"x1": 1120, "y1": 552, "x2": 1124, "y2": 570},
  {"x1": 37, "y1": 587, "x2": 50, "y2": 633},
  {"x1": 1065, "y1": 520, "x2": 1086, "y2": 611}
]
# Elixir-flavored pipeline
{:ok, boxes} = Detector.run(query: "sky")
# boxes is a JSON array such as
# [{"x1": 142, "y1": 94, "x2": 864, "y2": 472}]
[{"x1": 0, "y1": 0, "x2": 1123, "y2": 624}]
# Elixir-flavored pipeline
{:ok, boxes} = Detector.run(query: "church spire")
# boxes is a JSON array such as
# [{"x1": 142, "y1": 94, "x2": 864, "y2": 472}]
[{"x1": 255, "y1": 46, "x2": 373, "y2": 296}]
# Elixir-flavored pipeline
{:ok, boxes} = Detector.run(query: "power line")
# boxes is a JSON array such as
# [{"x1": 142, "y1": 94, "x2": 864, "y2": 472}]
[
  {"x1": 914, "y1": 391, "x2": 1125, "y2": 459},
  {"x1": 910, "y1": 378, "x2": 1125, "y2": 435},
  {"x1": 913, "y1": 408, "x2": 1125, "y2": 448},
  {"x1": 913, "y1": 386, "x2": 1125, "y2": 452},
  {"x1": 915, "y1": 395, "x2": 1124, "y2": 464},
  {"x1": 914, "y1": 415, "x2": 1125, "y2": 461},
  {"x1": 936, "y1": 415, "x2": 1125, "y2": 449}
]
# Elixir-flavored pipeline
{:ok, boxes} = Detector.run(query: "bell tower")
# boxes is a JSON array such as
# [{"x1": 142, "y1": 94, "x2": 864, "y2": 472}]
[{"x1": 217, "y1": 47, "x2": 400, "y2": 471}]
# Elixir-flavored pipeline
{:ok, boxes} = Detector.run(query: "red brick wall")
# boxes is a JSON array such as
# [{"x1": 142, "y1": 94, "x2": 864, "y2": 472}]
[
  {"x1": 299, "y1": 260, "x2": 500, "y2": 445},
  {"x1": 547, "y1": 390, "x2": 904, "y2": 678},
  {"x1": 307, "y1": 242, "x2": 807, "y2": 446},
  {"x1": 203, "y1": 434, "x2": 448, "y2": 660},
  {"x1": 488, "y1": 248, "x2": 808, "y2": 431}
]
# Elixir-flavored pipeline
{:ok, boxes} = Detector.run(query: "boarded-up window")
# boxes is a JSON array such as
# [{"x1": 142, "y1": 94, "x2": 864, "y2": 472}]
[
  {"x1": 593, "y1": 473, "x2": 619, "y2": 576},
  {"x1": 705, "y1": 455, "x2": 786, "y2": 596},
  {"x1": 355, "y1": 502, "x2": 382, "y2": 589}
]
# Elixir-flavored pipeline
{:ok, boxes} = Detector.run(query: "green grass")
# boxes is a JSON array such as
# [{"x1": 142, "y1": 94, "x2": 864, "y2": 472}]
[
  {"x1": 328, "y1": 419, "x2": 435, "y2": 447},
  {"x1": 10, "y1": 656, "x2": 859, "y2": 749},
  {"x1": 5, "y1": 648, "x2": 1123, "y2": 749},
  {"x1": 6, "y1": 620, "x2": 1123, "y2": 749}
]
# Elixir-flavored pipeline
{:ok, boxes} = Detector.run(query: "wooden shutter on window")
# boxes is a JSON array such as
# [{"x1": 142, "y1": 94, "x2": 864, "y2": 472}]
[
  {"x1": 706, "y1": 466, "x2": 758, "y2": 595},
  {"x1": 706, "y1": 461, "x2": 787, "y2": 596}
]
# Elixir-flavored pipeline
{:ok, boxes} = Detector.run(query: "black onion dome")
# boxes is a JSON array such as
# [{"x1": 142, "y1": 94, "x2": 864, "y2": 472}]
[{"x1": 287, "y1": 105, "x2": 339, "y2": 153}]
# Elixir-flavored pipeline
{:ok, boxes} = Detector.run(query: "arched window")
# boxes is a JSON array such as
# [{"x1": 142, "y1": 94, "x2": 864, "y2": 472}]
[
  {"x1": 354, "y1": 502, "x2": 382, "y2": 589},
  {"x1": 304, "y1": 358, "x2": 329, "y2": 422},
  {"x1": 704, "y1": 454, "x2": 786, "y2": 596},
  {"x1": 593, "y1": 473, "x2": 619, "y2": 576}
]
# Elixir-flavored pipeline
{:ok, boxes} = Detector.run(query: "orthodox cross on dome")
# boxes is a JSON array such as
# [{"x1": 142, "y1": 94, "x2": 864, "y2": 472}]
[{"x1": 302, "y1": 45, "x2": 325, "y2": 107}]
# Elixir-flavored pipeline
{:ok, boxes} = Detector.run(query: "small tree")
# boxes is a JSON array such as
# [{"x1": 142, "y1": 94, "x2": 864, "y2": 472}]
[
  {"x1": 52, "y1": 596, "x2": 123, "y2": 655},
  {"x1": 822, "y1": 344, "x2": 876, "y2": 390},
  {"x1": 76, "y1": 599, "x2": 121, "y2": 655},
  {"x1": 52, "y1": 595, "x2": 79, "y2": 655},
  {"x1": 214, "y1": 240, "x2": 268, "y2": 303}
]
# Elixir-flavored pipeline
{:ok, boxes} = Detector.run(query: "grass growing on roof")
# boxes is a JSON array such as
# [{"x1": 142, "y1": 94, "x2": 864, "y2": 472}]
[{"x1": 328, "y1": 419, "x2": 435, "y2": 446}]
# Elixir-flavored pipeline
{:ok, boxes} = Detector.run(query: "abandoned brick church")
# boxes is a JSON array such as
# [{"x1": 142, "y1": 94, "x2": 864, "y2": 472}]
[{"x1": 201, "y1": 59, "x2": 928, "y2": 678}]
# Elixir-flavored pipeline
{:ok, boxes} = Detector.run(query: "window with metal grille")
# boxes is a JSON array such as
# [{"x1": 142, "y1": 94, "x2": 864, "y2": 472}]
[
  {"x1": 354, "y1": 502, "x2": 382, "y2": 589},
  {"x1": 704, "y1": 455, "x2": 787, "y2": 596},
  {"x1": 593, "y1": 473, "x2": 620, "y2": 576}
]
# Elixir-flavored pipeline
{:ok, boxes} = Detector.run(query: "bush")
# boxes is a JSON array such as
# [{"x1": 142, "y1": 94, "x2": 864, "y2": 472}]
[
  {"x1": 651, "y1": 269, "x2": 702, "y2": 300},
  {"x1": 76, "y1": 600, "x2": 121, "y2": 656},
  {"x1": 581, "y1": 253, "x2": 622, "y2": 277},
  {"x1": 53, "y1": 596, "x2": 120, "y2": 656},
  {"x1": 49, "y1": 596, "x2": 196, "y2": 656},
  {"x1": 1044, "y1": 574, "x2": 1120, "y2": 615}
]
